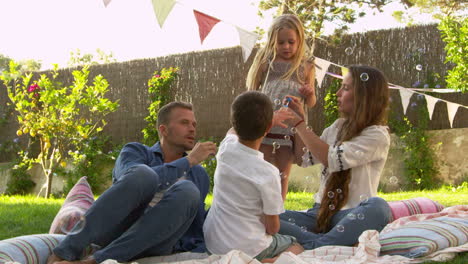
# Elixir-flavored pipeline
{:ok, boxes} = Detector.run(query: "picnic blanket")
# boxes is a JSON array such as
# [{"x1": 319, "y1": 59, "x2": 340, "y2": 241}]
[{"x1": 102, "y1": 205, "x2": 467, "y2": 264}]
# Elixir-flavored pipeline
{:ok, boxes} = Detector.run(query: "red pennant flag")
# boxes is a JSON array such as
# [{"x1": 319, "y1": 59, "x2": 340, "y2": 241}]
[{"x1": 193, "y1": 10, "x2": 220, "y2": 44}]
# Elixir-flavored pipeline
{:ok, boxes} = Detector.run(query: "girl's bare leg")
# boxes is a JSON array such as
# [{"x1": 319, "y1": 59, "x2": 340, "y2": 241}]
[{"x1": 260, "y1": 144, "x2": 293, "y2": 200}]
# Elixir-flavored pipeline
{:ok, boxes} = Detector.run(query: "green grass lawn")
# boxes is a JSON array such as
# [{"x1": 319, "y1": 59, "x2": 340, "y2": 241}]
[{"x1": 0, "y1": 188, "x2": 466, "y2": 263}]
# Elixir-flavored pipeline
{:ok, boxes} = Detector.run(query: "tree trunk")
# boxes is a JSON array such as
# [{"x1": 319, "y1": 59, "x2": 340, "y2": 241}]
[{"x1": 45, "y1": 172, "x2": 52, "y2": 198}]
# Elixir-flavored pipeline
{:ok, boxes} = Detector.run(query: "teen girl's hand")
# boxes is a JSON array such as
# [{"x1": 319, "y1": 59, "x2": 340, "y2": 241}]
[{"x1": 299, "y1": 84, "x2": 314, "y2": 97}]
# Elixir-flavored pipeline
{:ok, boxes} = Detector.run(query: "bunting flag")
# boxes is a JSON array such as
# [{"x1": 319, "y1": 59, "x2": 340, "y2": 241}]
[
  {"x1": 399, "y1": 88, "x2": 414, "y2": 115},
  {"x1": 425, "y1": 95, "x2": 439, "y2": 120},
  {"x1": 314, "y1": 57, "x2": 466, "y2": 125},
  {"x1": 447, "y1": 103, "x2": 459, "y2": 128},
  {"x1": 193, "y1": 10, "x2": 220, "y2": 44},
  {"x1": 152, "y1": 0, "x2": 177, "y2": 28},
  {"x1": 103, "y1": 0, "x2": 112, "y2": 7},
  {"x1": 236, "y1": 26, "x2": 258, "y2": 62},
  {"x1": 314, "y1": 57, "x2": 331, "y2": 88},
  {"x1": 341, "y1": 66, "x2": 349, "y2": 77}
]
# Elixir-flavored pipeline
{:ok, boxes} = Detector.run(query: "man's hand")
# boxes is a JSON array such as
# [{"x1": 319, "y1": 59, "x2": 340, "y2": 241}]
[{"x1": 187, "y1": 141, "x2": 217, "y2": 167}]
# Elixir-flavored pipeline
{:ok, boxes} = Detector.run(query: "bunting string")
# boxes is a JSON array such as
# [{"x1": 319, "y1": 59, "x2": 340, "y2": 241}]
[
  {"x1": 315, "y1": 57, "x2": 467, "y2": 128},
  {"x1": 150, "y1": 0, "x2": 259, "y2": 62}
]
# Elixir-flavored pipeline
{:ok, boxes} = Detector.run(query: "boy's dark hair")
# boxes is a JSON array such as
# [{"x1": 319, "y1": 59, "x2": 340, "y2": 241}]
[
  {"x1": 231, "y1": 91, "x2": 273, "y2": 141},
  {"x1": 157, "y1": 101, "x2": 193, "y2": 127}
]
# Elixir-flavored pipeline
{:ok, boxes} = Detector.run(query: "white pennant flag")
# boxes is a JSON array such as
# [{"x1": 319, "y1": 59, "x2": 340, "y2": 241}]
[
  {"x1": 314, "y1": 57, "x2": 331, "y2": 88},
  {"x1": 446, "y1": 102, "x2": 460, "y2": 128},
  {"x1": 236, "y1": 26, "x2": 258, "y2": 62},
  {"x1": 103, "y1": 0, "x2": 111, "y2": 7},
  {"x1": 399, "y1": 88, "x2": 413, "y2": 115},
  {"x1": 425, "y1": 95, "x2": 439, "y2": 120}
]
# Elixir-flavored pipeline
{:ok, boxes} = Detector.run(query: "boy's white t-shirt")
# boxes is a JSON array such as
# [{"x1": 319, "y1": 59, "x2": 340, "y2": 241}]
[{"x1": 203, "y1": 133, "x2": 284, "y2": 257}]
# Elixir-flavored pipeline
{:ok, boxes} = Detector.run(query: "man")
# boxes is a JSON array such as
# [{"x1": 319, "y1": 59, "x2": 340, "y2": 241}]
[{"x1": 48, "y1": 102, "x2": 217, "y2": 264}]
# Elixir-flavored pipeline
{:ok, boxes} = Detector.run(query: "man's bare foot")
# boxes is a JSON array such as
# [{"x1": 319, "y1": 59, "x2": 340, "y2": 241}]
[
  {"x1": 47, "y1": 254, "x2": 97, "y2": 264},
  {"x1": 261, "y1": 256, "x2": 278, "y2": 263},
  {"x1": 47, "y1": 253, "x2": 63, "y2": 264}
]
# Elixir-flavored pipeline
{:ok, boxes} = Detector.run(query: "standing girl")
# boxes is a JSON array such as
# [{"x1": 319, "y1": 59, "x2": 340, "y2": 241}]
[{"x1": 246, "y1": 14, "x2": 316, "y2": 200}]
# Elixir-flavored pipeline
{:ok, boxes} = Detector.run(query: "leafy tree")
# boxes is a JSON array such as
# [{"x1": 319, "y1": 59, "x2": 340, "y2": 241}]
[
  {"x1": 68, "y1": 48, "x2": 116, "y2": 67},
  {"x1": 1, "y1": 61, "x2": 119, "y2": 198},
  {"x1": 438, "y1": 15, "x2": 467, "y2": 93},
  {"x1": 257, "y1": 0, "x2": 393, "y2": 48},
  {"x1": 142, "y1": 67, "x2": 179, "y2": 145},
  {"x1": 0, "y1": 54, "x2": 41, "y2": 73},
  {"x1": 393, "y1": 0, "x2": 467, "y2": 22}
]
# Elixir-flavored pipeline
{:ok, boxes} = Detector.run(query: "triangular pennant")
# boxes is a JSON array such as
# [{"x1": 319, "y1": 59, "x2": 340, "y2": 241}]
[
  {"x1": 425, "y1": 95, "x2": 439, "y2": 120},
  {"x1": 446, "y1": 102, "x2": 459, "y2": 128},
  {"x1": 314, "y1": 57, "x2": 331, "y2": 88},
  {"x1": 341, "y1": 67, "x2": 349, "y2": 77},
  {"x1": 236, "y1": 26, "x2": 258, "y2": 62},
  {"x1": 103, "y1": 0, "x2": 112, "y2": 7},
  {"x1": 193, "y1": 10, "x2": 220, "y2": 44},
  {"x1": 151, "y1": 0, "x2": 176, "y2": 28},
  {"x1": 399, "y1": 88, "x2": 413, "y2": 115}
]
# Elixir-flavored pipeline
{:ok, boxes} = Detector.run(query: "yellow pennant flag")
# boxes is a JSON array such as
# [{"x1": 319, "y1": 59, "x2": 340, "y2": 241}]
[
  {"x1": 341, "y1": 66, "x2": 349, "y2": 77},
  {"x1": 152, "y1": 0, "x2": 176, "y2": 28}
]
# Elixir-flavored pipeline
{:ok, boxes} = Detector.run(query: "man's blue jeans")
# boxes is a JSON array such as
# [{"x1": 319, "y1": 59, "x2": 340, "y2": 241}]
[
  {"x1": 53, "y1": 164, "x2": 200, "y2": 263},
  {"x1": 279, "y1": 197, "x2": 391, "y2": 249}
]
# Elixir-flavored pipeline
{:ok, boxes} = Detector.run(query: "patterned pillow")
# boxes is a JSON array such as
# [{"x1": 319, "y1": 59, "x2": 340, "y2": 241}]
[
  {"x1": 0, "y1": 234, "x2": 65, "y2": 264},
  {"x1": 387, "y1": 197, "x2": 444, "y2": 222},
  {"x1": 49, "y1": 176, "x2": 94, "y2": 234},
  {"x1": 379, "y1": 216, "x2": 468, "y2": 258}
]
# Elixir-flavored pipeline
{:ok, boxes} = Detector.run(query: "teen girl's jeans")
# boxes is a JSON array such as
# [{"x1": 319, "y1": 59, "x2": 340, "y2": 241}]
[{"x1": 279, "y1": 197, "x2": 391, "y2": 249}]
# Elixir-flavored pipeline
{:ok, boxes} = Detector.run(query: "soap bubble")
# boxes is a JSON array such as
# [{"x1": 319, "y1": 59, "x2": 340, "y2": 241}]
[
  {"x1": 302, "y1": 147, "x2": 308, "y2": 152},
  {"x1": 359, "y1": 194, "x2": 369, "y2": 203},
  {"x1": 345, "y1": 47, "x2": 353, "y2": 55},
  {"x1": 59, "y1": 208, "x2": 86, "y2": 235},
  {"x1": 336, "y1": 188, "x2": 342, "y2": 194},
  {"x1": 389, "y1": 176, "x2": 399, "y2": 185},
  {"x1": 288, "y1": 218, "x2": 296, "y2": 224},
  {"x1": 327, "y1": 191, "x2": 335, "y2": 199},
  {"x1": 416, "y1": 64, "x2": 423, "y2": 71},
  {"x1": 306, "y1": 126, "x2": 312, "y2": 131},
  {"x1": 274, "y1": 99, "x2": 281, "y2": 106},
  {"x1": 301, "y1": 226, "x2": 308, "y2": 232},
  {"x1": 355, "y1": 150, "x2": 364, "y2": 158},
  {"x1": 290, "y1": 127, "x2": 297, "y2": 134},
  {"x1": 284, "y1": 135, "x2": 290, "y2": 140},
  {"x1": 329, "y1": 204, "x2": 336, "y2": 210},
  {"x1": 336, "y1": 225, "x2": 345, "y2": 232},
  {"x1": 360, "y1": 73, "x2": 369, "y2": 82},
  {"x1": 272, "y1": 142, "x2": 280, "y2": 154},
  {"x1": 357, "y1": 213, "x2": 365, "y2": 220},
  {"x1": 347, "y1": 213, "x2": 357, "y2": 220}
]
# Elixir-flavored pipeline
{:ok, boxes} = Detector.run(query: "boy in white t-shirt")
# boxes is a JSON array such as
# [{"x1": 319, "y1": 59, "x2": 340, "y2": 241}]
[{"x1": 203, "y1": 91, "x2": 303, "y2": 262}]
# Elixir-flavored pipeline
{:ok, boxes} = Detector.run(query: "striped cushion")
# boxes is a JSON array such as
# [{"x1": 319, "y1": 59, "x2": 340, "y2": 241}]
[
  {"x1": 387, "y1": 197, "x2": 444, "y2": 222},
  {"x1": 49, "y1": 176, "x2": 94, "y2": 234},
  {"x1": 379, "y1": 216, "x2": 468, "y2": 258},
  {"x1": 0, "y1": 234, "x2": 65, "y2": 264}
]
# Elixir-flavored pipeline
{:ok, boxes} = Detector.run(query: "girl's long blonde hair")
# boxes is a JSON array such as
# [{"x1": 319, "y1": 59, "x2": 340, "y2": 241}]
[
  {"x1": 316, "y1": 65, "x2": 389, "y2": 233},
  {"x1": 246, "y1": 14, "x2": 308, "y2": 90}
]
